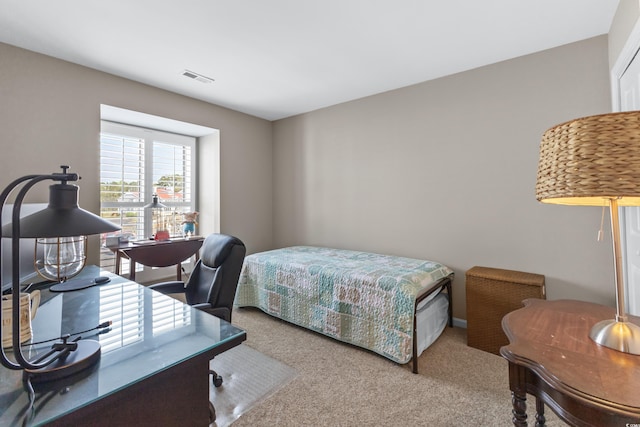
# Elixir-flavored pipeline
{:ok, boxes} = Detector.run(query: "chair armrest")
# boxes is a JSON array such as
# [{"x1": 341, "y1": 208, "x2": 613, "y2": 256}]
[
  {"x1": 191, "y1": 302, "x2": 212, "y2": 310},
  {"x1": 202, "y1": 307, "x2": 231, "y2": 322},
  {"x1": 149, "y1": 281, "x2": 186, "y2": 294},
  {"x1": 189, "y1": 304, "x2": 230, "y2": 321}
]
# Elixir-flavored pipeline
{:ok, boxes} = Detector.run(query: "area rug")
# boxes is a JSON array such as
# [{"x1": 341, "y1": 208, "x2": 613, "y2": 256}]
[{"x1": 209, "y1": 344, "x2": 297, "y2": 427}]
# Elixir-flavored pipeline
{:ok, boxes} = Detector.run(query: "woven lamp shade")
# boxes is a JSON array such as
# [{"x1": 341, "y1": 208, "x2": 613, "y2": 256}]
[{"x1": 536, "y1": 111, "x2": 640, "y2": 206}]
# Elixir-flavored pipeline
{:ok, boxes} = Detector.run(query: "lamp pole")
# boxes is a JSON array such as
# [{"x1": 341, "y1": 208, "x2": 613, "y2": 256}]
[
  {"x1": 589, "y1": 198, "x2": 640, "y2": 354},
  {"x1": 0, "y1": 173, "x2": 61, "y2": 370},
  {"x1": 0, "y1": 166, "x2": 120, "y2": 381}
]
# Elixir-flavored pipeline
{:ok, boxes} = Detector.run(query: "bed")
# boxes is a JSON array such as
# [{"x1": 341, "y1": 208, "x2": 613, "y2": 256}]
[{"x1": 234, "y1": 246, "x2": 454, "y2": 373}]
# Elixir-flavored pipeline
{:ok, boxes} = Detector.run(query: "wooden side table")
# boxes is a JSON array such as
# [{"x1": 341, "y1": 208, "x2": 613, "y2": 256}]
[
  {"x1": 500, "y1": 299, "x2": 640, "y2": 427},
  {"x1": 500, "y1": 299, "x2": 640, "y2": 426}
]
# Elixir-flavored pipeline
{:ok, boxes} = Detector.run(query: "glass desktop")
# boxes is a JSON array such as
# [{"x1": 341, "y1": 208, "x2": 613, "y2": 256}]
[{"x1": 0, "y1": 266, "x2": 246, "y2": 426}]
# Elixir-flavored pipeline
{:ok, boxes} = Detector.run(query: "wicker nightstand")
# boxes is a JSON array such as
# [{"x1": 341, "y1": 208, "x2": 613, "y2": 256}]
[{"x1": 465, "y1": 266, "x2": 545, "y2": 355}]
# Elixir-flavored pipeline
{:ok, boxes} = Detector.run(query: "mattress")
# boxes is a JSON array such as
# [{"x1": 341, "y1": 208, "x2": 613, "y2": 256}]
[{"x1": 235, "y1": 246, "x2": 453, "y2": 364}]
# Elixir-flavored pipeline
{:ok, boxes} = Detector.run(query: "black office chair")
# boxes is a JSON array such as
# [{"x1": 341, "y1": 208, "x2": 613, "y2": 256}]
[{"x1": 149, "y1": 233, "x2": 246, "y2": 388}]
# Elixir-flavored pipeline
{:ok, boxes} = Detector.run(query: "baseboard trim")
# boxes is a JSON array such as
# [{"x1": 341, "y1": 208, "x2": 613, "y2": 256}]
[{"x1": 452, "y1": 317, "x2": 467, "y2": 329}]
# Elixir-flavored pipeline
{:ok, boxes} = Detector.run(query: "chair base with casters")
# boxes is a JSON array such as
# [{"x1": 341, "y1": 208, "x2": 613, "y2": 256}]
[
  {"x1": 149, "y1": 233, "x2": 246, "y2": 409},
  {"x1": 150, "y1": 282, "x2": 230, "y2": 387},
  {"x1": 209, "y1": 401, "x2": 216, "y2": 423},
  {"x1": 211, "y1": 370, "x2": 223, "y2": 387},
  {"x1": 203, "y1": 303, "x2": 233, "y2": 387}
]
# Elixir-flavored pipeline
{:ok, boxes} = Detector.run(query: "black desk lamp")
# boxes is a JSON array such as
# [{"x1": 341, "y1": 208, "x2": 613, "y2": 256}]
[{"x1": 0, "y1": 166, "x2": 120, "y2": 382}]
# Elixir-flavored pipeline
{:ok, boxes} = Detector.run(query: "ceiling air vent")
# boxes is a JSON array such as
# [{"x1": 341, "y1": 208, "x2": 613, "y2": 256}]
[{"x1": 182, "y1": 69, "x2": 214, "y2": 84}]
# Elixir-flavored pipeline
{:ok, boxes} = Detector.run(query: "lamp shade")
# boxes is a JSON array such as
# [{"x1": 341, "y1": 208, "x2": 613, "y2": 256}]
[
  {"x1": 1, "y1": 183, "x2": 119, "y2": 238},
  {"x1": 536, "y1": 111, "x2": 640, "y2": 355},
  {"x1": 143, "y1": 194, "x2": 167, "y2": 209},
  {"x1": 536, "y1": 111, "x2": 640, "y2": 206}
]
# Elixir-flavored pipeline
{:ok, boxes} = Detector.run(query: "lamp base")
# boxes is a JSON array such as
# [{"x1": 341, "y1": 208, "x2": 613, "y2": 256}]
[
  {"x1": 25, "y1": 340, "x2": 101, "y2": 383},
  {"x1": 50, "y1": 276, "x2": 110, "y2": 292},
  {"x1": 589, "y1": 319, "x2": 640, "y2": 355}
]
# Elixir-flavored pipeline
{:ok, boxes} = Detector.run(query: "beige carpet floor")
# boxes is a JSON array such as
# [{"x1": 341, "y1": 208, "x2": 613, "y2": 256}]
[{"x1": 225, "y1": 307, "x2": 564, "y2": 426}]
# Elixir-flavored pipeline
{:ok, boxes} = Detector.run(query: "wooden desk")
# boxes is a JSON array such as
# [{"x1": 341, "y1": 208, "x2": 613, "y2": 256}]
[
  {"x1": 500, "y1": 299, "x2": 640, "y2": 427},
  {"x1": 110, "y1": 236, "x2": 204, "y2": 281},
  {"x1": 0, "y1": 266, "x2": 246, "y2": 426}
]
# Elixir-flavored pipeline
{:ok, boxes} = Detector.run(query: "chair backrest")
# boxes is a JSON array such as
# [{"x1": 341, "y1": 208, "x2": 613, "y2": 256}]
[{"x1": 184, "y1": 233, "x2": 246, "y2": 320}]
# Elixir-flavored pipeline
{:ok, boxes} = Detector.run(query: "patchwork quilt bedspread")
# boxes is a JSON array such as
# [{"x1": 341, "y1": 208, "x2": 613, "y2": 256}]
[{"x1": 235, "y1": 246, "x2": 453, "y2": 364}]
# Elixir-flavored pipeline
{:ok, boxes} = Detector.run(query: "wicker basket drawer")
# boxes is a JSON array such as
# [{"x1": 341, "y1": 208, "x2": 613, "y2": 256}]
[{"x1": 465, "y1": 266, "x2": 545, "y2": 355}]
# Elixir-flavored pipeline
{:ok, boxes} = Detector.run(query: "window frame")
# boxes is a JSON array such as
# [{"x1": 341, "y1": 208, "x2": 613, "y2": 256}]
[
  {"x1": 99, "y1": 121, "x2": 198, "y2": 279},
  {"x1": 100, "y1": 121, "x2": 197, "y2": 239}
]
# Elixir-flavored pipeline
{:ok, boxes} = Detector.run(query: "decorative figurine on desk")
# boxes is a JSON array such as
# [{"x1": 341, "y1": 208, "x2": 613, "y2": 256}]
[{"x1": 181, "y1": 211, "x2": 199, "y2": 237}]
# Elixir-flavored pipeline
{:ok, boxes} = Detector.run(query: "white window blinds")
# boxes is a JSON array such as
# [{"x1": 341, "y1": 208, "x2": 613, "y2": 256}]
[{"x1": 99, "y1": 121, "x2": 197, "y2": 272}]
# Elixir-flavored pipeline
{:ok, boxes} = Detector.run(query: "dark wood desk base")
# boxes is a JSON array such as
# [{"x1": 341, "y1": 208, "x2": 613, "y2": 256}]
[
  {"x1": 44, "y1": 323, "x2": 245, "y2": 426},
  {"x1": 0, "y1": 269, "x2": 247, "y2": 426},
  {"x1": 48, "y1": 351, "x2": 213, "y2": 426}
]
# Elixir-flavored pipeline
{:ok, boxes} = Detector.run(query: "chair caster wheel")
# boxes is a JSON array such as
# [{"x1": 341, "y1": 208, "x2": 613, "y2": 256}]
[
  {"x1": 209, "y1": 401, "x2": 216, "y2": 422},
  {"x1": 213, "y1": 375, "x2": 223, "y2": 387}
]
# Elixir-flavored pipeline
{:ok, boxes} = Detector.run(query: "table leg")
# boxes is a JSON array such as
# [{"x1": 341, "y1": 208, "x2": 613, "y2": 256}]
[
  {"x1": 129, "y1": 261, "x2": 136, "y2": 281},
  {"x1": 176, "y1": 264, "x2": 182, "y2": 281},
  {"x1": 511, "y1": 390, "x2": 528, "y2": 427},
  {"x1": 535, "y1": 398, "x2": 545, "y2": 427},
  {"x1": 115, "y1": 251, "x2": 122, "y2": 275}
]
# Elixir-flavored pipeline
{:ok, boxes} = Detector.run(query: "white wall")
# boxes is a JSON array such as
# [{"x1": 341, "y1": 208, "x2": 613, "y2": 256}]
[
  {"x1": 608, "y1": 0, "x2": 640, "y2": 68},
  {"x1": 273, "y1": 36, "x2": 613, "y2": 320}
]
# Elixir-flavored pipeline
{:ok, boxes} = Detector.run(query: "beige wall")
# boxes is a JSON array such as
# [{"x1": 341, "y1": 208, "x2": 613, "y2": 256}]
[
  {"x1": 273, "y1": 36, "x2": 613, "y2": 320},
  {"x1": 0, "y1": 34, "x2": 619, "y2": 321},
  {"x1": 0, "y1": 42, "x2": 273, "y2": 260}
]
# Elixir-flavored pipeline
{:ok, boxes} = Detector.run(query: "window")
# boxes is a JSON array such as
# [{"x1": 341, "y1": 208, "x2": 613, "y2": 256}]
[{"x1": 99, "y1": 121, "x2": 197, "y2": 273}]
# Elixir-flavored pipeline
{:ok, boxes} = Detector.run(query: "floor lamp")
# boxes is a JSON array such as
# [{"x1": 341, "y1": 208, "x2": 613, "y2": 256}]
[
  {"x1": 0, "y1": 166, "x2": 120, "y2": 381},
  {"x1": 536, "y1": 111, "x2": 640, "y2": 355}
]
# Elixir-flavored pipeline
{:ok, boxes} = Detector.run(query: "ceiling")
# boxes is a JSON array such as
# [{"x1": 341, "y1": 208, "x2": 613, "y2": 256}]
[{"x1": 0, "y1": 1, "x2": 620, "y2": 121}]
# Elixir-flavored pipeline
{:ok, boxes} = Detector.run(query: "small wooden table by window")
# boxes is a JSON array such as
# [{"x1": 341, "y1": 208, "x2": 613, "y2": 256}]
[
  {"x1": 109, "y1": 236, "x2": 205, "y2": 281},
  {"x1": 500, "y1": 299, "x2": 640, "y2": 427}
]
